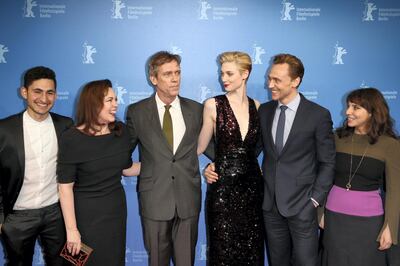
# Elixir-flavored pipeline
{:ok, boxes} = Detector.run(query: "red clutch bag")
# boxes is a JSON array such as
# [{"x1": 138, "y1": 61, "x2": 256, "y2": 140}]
[{"x1": 60, "y1": 242, "x2": 93, "y2": 266}]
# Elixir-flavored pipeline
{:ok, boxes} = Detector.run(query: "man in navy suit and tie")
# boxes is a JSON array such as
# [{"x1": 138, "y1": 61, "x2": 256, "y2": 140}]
[
  {"x1": 205, "y1": 54, "x2": 335, "y2": 266},
  {"x1": 0, "y1": 66, "x2": 73, "y2": 265}
]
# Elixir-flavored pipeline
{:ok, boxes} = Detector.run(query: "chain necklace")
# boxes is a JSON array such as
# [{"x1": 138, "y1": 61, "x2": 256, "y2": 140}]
[{"x1": 346, "y1": 134, "x2": 369, "y2": 191}]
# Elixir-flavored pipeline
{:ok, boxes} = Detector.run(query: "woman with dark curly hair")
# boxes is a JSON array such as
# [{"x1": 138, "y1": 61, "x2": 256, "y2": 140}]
[{"x1": 321, "y1": 88, "x2": 400, "y2": 266}]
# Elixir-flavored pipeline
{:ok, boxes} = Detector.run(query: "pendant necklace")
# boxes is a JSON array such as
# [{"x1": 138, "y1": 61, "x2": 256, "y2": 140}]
[{"x1": 346, "y1": 134, "x2": 369, "y2": 191}]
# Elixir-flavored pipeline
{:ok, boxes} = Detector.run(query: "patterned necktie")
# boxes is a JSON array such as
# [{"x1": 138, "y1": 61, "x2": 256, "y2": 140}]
[
  {"x1": 275, "y1": 105, "x2": 288, "y2": 155},
  {"x1": 163, "y1": 105, "x2": 173, "y2": 149}
]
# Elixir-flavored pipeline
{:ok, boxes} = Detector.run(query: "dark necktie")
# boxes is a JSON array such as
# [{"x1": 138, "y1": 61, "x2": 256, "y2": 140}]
[
  {"x1": 163, "y1": 105, "x2": 173, "y2": 149},
  {"x1": 275, "y1": 105, "x2": 288, "y2": 155}
]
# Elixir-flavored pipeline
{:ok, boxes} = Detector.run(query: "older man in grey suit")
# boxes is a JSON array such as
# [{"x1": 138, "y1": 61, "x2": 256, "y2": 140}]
[{"x1": 126, "y1": 51, "x2": 212, "y2": 266}]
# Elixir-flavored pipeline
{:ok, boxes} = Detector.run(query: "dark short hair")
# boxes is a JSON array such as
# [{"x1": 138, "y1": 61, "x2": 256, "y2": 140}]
[
  {"x1": 148, "y1": 51, "x2": 181, "y2": 77},
  {"x1": 23, "y1": 66, "x2": 57, "y2": 89},
  {"x1": 76, "y1": 79, "x2": 121, "y2": 136},
  {"x1": 272, "y1": 54, "x2": 304, "y2": 87},
  {"x1": 336, "y1": 88, "x2": 397, "y2": 144}
]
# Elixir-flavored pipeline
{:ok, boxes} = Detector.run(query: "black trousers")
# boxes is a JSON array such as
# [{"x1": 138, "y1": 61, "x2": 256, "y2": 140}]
[
  {"x1": 263, "y1": 200, "x2": 319, "y2": 266},
  {"x1": 1, "y1": 202, "x2": 66, "y2": 266}
]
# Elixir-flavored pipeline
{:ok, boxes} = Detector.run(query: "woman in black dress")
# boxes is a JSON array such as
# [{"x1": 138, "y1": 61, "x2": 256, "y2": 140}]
[
  {"x1": 57, "y1": 79, "x2": 140, "y2": 266},
  {"x1": 197, "y1": 51, "x2": 264, "y2": 265}
]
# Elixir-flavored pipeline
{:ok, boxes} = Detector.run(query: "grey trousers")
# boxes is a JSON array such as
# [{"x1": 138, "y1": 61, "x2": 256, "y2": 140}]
[{"x1": 141, "y1": 213, "x2": 199, "y2": 266}]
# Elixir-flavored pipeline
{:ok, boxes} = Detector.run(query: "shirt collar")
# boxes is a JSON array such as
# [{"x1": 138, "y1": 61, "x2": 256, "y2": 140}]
[
  {"x1": 23, "y1": 110, "x2": 53, "y2": 125},
  {"x1": 278, "y1": 92, "x2": 300, "y2": 112},
  {"x1": 155, "y1": 93, "x2": 181, "y2": 110}
]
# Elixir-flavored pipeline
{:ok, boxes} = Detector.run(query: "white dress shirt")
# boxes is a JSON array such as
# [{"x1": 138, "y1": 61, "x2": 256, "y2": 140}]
[
  {"x1": 155, "y1": 93, "x2": 186, "y2": 154},
  {"x1": 271, "y1": 93, "x2": 301, "y2": 146},
  {"x1": 14, "y1": 111, "x2": 59, "y2": 210}
]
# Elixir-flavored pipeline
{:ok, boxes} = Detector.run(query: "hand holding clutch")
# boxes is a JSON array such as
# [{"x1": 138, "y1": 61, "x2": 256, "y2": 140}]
[{"x1": 60, "y1": 242, "x2": 93, "y2": 266}]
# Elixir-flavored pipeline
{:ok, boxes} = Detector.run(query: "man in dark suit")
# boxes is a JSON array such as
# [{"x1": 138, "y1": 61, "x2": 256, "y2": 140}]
[
  {"x1": 205, "y1": 54, "x2": 335, "y2": 266},
  {"x1": 258, "y1": 54, "x2": 335, "y2": 266},
  {"x1": 126, "y1": 51, "x2": 212, "y2": 266},
  {"x1": 0, "y1": 66, "x2": 73, "y2": 265}
]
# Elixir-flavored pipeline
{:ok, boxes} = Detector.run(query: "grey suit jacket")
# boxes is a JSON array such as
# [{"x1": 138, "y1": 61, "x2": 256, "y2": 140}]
[
  {"x1": 0, "y1": 112, "x2": 73, "y2": 223},
  {"x1": 258, "y1": 94, "x2": 336, "y2": 217},
  {"x1": 126, "y1": 95, "x2": 207, "y2": 220}
]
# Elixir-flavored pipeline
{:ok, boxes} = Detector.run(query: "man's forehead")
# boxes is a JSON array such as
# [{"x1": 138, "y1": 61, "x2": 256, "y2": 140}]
[
  {"x1": 269, "y1": 64, "x2": 289, "y2": 76},
  {"x1": 27, "y1": 79, "x2": 56, "y2": 91},
  {"x1": 159, "y1": 61, "x2": 180, "y2": 70}
]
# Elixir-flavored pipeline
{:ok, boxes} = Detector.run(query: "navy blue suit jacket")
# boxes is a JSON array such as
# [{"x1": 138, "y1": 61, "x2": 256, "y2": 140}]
[{"x1": 258, "y1": 94, "x2": 335, "y2": 217}]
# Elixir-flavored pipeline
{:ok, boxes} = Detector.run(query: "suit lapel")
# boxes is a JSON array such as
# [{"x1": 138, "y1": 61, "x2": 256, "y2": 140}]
[
  {"x1": 15, "y1": 113, "x2": 25, "y2": 174},
  {"x1": 51, "y1": 113, "x2": 64, "y2": 139},
  {"x1": 264, "y1": 101, "x2": 279, "y2": 155},
  {"x1": 148, "y1": 96, "x2": 174, "y2": 153},
  {"x1": 281, "y1": 95, "x2": 308, "y2": 155}
]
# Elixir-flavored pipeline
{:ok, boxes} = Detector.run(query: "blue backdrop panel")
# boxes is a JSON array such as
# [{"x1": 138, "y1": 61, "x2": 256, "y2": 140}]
[{"x1": 0, "y1": 0, "x2": 399, "y2": 265}]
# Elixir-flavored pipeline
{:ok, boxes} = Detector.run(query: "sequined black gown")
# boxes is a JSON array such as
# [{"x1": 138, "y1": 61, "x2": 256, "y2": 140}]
[{"x1": 206, "y1": 95, "x2": 264, "y2": 265}]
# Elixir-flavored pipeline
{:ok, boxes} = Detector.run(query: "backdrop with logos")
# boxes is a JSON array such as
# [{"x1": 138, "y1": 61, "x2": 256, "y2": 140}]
[{"x1": 0, "y1": 0, "x2": 399, "y2": 265}]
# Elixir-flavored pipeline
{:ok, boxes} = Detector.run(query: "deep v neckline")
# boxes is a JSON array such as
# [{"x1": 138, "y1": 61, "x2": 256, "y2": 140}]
[{"x1": 224, "y1": 95, "x2": 251, "y2": 142}]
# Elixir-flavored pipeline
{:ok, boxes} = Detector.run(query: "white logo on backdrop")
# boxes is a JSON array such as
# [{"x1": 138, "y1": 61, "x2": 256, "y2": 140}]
[
  {"x1": 24, "y1": 0, "x2": 37, "y2": 18},
  {"x1": 281, "y1": 0, "x2": 295, "y2": 21},
  {"x1": 382, "y1": 90, "x2": 398, "y2": 100},
  {"x1": 360, "y1": 81, "x2": 369, "y2": 88},
  {"x1": 0, "y1": 44, "x2": 9, "y2": 63},
  {"x1": 131, "y1": 250, "x2": 148, "y2": 262},
  {"x1": 199, "y1": 243, "x2": 207, "y2": 260},
  {"x1": 252, "y1": 44, "x2": 266, "y2": 65},
  {"x1": 170, "y1": 45, "x2": 183, "y2": 55},
  {"x1": 198, "y1": 0, "x2": 212, "y2": 20},
  {"x1": 333, "y1": 42, "x2": 347, "y2": 65},
  {"x1": 361, "y1": 1, "x2": 400, "y2": 22},
  {"x1": 280, "y1": 0, "x2": 321, "y2": 21},
  {"x1": 110, "y1": 0, "x2": 153, "y2": 20},
  {"x1": 57, "y1": 91, "x2": 70, "y2": 100},
  {"x1": 363, "y1": 0, "x2": 377, "y2": 21},
  {"x1": 23, "y1": 1, "x2": 66, "y2": 18},
  {"x1": 199, "y1": 85, "x2": 212, "y2": 103},
  {"x1": 111, "y1": 0, "x2": 126, "y2": 19},
  {"x1": 34, "y1": 245, "x2": 45, "y2": 265},
  {"x1": 116, "y1": 83, "x2": 127, "y2": 104},
  {"x1": 198, "y1": 1, "x2": 238, "y2": 20},
  {"x1": 300, "y1": 90, "x2": 318, "y2": 100},
  {"x1": 125, "y1": 247, "x2": 131, "y2": 262},
  {"x1": 82, "y1": 42, "x2": 97, "y2": 64}
]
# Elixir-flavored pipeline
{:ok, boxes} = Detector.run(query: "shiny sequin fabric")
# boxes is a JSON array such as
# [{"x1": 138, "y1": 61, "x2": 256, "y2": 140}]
[{"x1": 206, "y1": 95, "x2": 264, "y2": 265}]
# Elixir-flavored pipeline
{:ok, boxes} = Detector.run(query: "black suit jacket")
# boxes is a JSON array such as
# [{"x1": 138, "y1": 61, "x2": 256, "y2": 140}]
[
  {"x1": 0, "y1": 112, "x2": 73, "y2": 223},
  {"x1": 258, "y1": 94, "x2": 335, "y2": 217}
]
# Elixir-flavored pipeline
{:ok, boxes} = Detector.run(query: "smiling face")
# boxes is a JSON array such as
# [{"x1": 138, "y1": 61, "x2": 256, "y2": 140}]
[
  {"x1": 220, "y1": 62, "x2": 248, "y2": 93},
  {"x1": 98, "y1": 87, "x2": 118, "y2": 125},
  {"x1": 346, "y1": 101, "x2": 371, "y2": 134},
  {"x1": 267, "y1": 63, "x2": 300, "y2": 105},
  {"x1": 21, "y1": 78, "x2": 56, "y2": 122},
  {"x1": 150, "y1": 60, "x2": 181, "y2": 104}
]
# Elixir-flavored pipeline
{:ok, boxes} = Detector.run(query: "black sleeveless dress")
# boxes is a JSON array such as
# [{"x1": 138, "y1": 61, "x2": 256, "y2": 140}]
[{"x1": 206, "y1": 95, "x2": 264, "y2": 265}]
